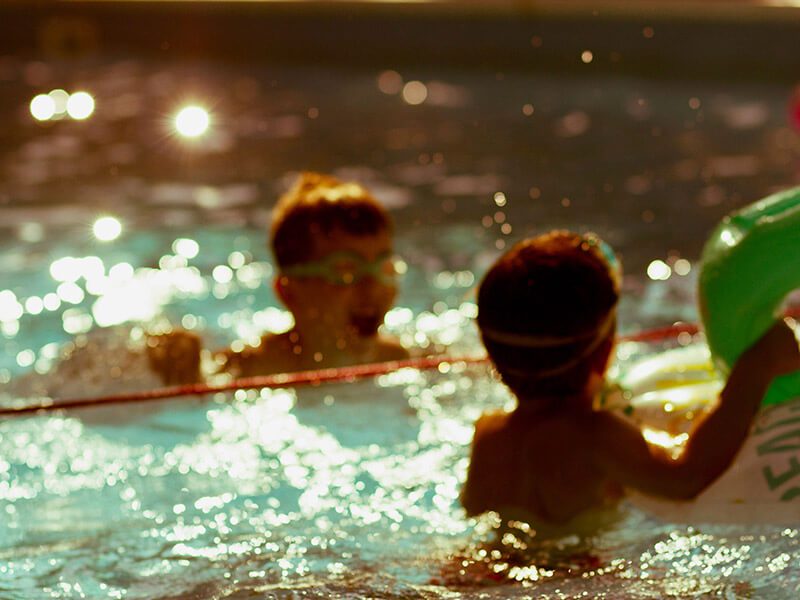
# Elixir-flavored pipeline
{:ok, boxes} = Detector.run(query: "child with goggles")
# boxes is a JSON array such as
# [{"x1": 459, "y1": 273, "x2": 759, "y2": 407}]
[{"x1": 221, "y1": 172, "x2": 408, "y2": 377}]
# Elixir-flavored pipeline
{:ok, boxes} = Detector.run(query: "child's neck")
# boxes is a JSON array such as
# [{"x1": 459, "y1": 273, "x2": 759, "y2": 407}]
[
  {"x1": 516, "y1": 372, "x2": 606, "y2": 416},
  {"x1": 515, "y1": 389, "x2": 595, "y2": 416}
]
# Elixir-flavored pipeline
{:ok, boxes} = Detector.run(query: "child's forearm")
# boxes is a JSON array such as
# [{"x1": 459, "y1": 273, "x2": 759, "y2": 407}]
[
  {"x1": 660, "y1": 320, "x2": 799, "y2": 497},
  {"x1": 676, "y1": 348, "x2": 770, "y2": 488},
  {"x1": 594, "y1": 322, "x2": 798, "y2": 500}
]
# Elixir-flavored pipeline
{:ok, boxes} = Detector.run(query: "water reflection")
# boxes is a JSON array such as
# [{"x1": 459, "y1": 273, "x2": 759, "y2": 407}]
[
  {"x1": 29, "y1": 89, "x2": 95, "y2": 122},
  {"x1": 29, "y1": 93, "x2": 56, "y2": 121},
  {"x1": 66, "y1": 91, "x2": 95, "y2": 120},
  {"x1": 92, "y1": 216, "x2": 122, "y2": 242},
  {"x1": 1, "y1": 45, "x2": 799, "y2": 596},
  {"x1": 174, "y1": 105, "x2": 210, "y2": 138}
]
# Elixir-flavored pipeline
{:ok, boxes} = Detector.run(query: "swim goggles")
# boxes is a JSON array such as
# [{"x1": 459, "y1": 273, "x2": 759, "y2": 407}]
[{"x1": 281, "y1": 250, "x2": 396, "y2": 286}]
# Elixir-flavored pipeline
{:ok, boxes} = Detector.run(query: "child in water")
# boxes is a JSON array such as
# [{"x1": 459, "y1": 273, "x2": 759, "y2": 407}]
[
  {"x1": 461, "y1": 231, "x2": 800, "y2": 532},
  {"x1": 222, "y1": 172, "x2": 408, "y2": 376},
  {"x1": 9, "y1": 173, "x2": 406, "y2": 396},
  {"x1": 133, "y1": 172, "x2": 407, "y2": 384}
]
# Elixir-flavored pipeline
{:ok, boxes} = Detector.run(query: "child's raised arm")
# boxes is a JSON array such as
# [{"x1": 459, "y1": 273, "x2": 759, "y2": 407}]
[{"x1": 590, "y1": 320, "x2": 800, "y2": 500}]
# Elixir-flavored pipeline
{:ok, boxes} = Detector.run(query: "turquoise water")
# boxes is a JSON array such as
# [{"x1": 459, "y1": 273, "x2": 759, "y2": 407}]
[
  {"x1": 0, "y1": 228, "x2": 799, "y2": 598},
  {"x1": 1, "y1": 55, "x2": 799, "y2": 597},
  {"x1": 3, "y1": 334, "x2": 800, "y2": 599}
]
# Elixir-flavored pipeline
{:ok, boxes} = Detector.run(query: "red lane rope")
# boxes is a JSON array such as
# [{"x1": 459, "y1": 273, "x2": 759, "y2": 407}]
[
  {"x1": 620, "y1": 322, "x2": 699, "y2": 343},
  {"x1": 0, "y1": 356, "x2": 488, "y2": 417},
  {"x1": 3, "y1": 310, "x2": 798, "y2": 418}
]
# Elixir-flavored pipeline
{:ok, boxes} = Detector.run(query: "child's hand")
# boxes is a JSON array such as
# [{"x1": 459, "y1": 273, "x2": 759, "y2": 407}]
[
  {"x1": 745, "y1": 319, "x2": 800, "y2": 377},
  {"x1": 146, "y1": 330, "x2": 203, "y2": 385}
]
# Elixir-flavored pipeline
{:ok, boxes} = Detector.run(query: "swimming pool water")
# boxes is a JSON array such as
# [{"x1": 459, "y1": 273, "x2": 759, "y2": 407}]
[
  {"x1": 3, "y1": 337, "x2": 800, "y2": 599},
  {"x1": 1, "y1": 53, "x2": 799, "y2": 598}
]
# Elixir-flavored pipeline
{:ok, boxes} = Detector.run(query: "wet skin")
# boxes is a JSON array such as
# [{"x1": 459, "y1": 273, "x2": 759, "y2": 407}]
[{"x1": 224, "y1": 228, "x2": 408, "y2": 377}]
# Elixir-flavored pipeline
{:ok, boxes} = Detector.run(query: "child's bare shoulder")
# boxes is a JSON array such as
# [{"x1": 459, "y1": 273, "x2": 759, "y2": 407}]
[
  {"x1": 221, "y1": 333, "x2": 296, "y2": 377},
  {"x1": 146, "y1": 329, "x2": 203, "y2": 385},
  {"x1": 470, "y1": 410, "x2": 548, "y2": 454},
  {"x1": 473, "y1": 410, "x2": 513, "y2": 436}
]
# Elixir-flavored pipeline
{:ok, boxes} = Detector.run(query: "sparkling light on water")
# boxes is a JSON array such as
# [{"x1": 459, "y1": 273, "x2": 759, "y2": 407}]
[
  {"x1": 43, "y1": 293, "x2": 61, "y2": 311},
  {"x1": 175, "y1": 105, "x2": 211, "y2": 138},
  {"x1": 402, "y1": 81, "x2": 428, "y2": 105},
  {"x1": 30, "y1": 90, "x2": 95, "y2": 121},
  {"x1": 29, "y1": 94, "x2": 56, "y2": 121},
  {"x1": 56, "y1": 282, "x2": 85, "y2": 305},
  {"x1": 15, "y1": 349, "x2": 35, "y2": 368},
  {"x1": 48, "y1": 89, "x2": 70, "y2": 117},
  {"x1": 109, "y1": 263, "x2": 134, "y2": 280},
  {"x1": 212, "y1": 265, "x2": 234, "y2": 284},
  {"x1": 647, "y1": 259, "x2": 672, "y2": 281},
  {"x1": 173, "y1": 238, "x2": 200, "y2": 259},
  {"x1": 0, "y1": 290, "x2": 23, "y2": 322},
  {"x1": 93, "y1": 216, "x2": 122, "y2": 242},
  {"x1": 66, "y1": 91, "x2": 95, "y2": 120},
  {"x1": 6, "y1": 57, "x2": 800, "y2": 599},
  {"x1": 377, "y1": 70, "x2": 403, "y2": 95},
  {"x1": 674, "y1": 258, "x2": 692, "y2": 276},
  {"x1": 24, "y1": 296, "x2": 44, "y2": 316}
]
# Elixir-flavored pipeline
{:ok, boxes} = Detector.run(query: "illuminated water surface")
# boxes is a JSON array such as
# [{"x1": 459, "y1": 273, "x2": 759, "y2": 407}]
[{"x1": 0, "y1": 53, "x2": 799, "y2": 598}]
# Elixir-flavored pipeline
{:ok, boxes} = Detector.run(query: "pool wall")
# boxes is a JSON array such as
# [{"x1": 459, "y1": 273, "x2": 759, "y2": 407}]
[{"x1": 2, "y1": 1, "x2": 800, "y2": 83}]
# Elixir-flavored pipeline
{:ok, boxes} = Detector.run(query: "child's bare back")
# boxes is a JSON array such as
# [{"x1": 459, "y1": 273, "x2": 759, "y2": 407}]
[
  {"x1": 462, "y1": 231, "x2": 800, "y2": 531},
  {"x1": 463, "y1": 406, "x2": 622, "y2": 527}
]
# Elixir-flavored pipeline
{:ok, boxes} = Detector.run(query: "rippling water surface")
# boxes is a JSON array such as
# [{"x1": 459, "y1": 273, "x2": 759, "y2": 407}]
[
  {"x1": 1, "y1": 51, "x2": 799, "y2": 598},
  {"x1": 3, "y1": 340, "x2": 800, "y2": 599}
]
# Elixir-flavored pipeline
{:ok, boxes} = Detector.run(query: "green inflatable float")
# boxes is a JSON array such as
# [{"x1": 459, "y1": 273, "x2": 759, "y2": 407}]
[{"x1": 699, "y1": 186, "x2": 800, "y2": 406}]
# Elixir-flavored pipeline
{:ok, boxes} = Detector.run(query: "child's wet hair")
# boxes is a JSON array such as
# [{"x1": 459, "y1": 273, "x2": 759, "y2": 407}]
[
  {"x1": 477, "y1": 231, "x2": 620, "y2": 397},
  {"x1": 271, "y1": 172, "x2": 392, "y2": 268}
]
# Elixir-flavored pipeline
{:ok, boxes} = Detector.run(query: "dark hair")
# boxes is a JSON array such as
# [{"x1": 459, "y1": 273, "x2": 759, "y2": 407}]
[
  {"x1": 270, "y1": 172, "x2": 391, "y2": 268},
  {"x1": 477, "y1": 231, "x2": 619, "y2": 397}
]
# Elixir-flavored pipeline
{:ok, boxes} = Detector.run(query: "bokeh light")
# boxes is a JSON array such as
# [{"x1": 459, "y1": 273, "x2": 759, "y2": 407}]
[
  {"x1": 43, "y1": 293, "x2": 61, "y2": 311},
  {"x1": 24, "y1": 296, "x2": 44, "y2": 316},
  {"x1": 377, "y1": 70, "x2": 403, "y2": 95},
  {"x1": 93, "y1": 216, "x2": 123, "y2": 242},
  {"x1": 647, "y1": 259, "x2": 672, "y2": 281},
  {"x1": 173, "y1": 238, "x2": 200, "y2": 259},
  {"x1": 30, "y1": 90, "x2": 96, "y2": 121},
  {"x1": 48, "y1": 89, "x2": 70, "y2": 117},
  {"x1": 66, "y1": 91, "x2": 95, "y2": 120},
  {"x1": 175, "y1": 105, "x2": 211, "y2": 138},
  {"x1": 674, "y1": 258, "x2": 692, "y2": 276},
  {"x1": 402, "y1": 81, "x2": 428, "y2": 105},
  {"x1": 0, "y1": 290, "x2": 23, "y2": 321},
  {"x1": 30, "y1": 94, "x2": 56, "y2": 121},
  {"x1": 212, "y1": 265, "x2": 234, "y2": 284},
  {"x1": 16, "y1": 350, "x2": 35, "y2": 368}
]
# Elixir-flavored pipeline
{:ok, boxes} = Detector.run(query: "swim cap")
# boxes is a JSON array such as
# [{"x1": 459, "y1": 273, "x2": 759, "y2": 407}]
[{"x1": 478, "y1": 231, "x2": 620, "y2": 392}]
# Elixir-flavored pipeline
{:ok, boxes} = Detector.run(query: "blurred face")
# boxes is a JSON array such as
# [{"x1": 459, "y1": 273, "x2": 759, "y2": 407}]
[{"x1": 277, "y1": 227, "x2": 397, "y2": 341}]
